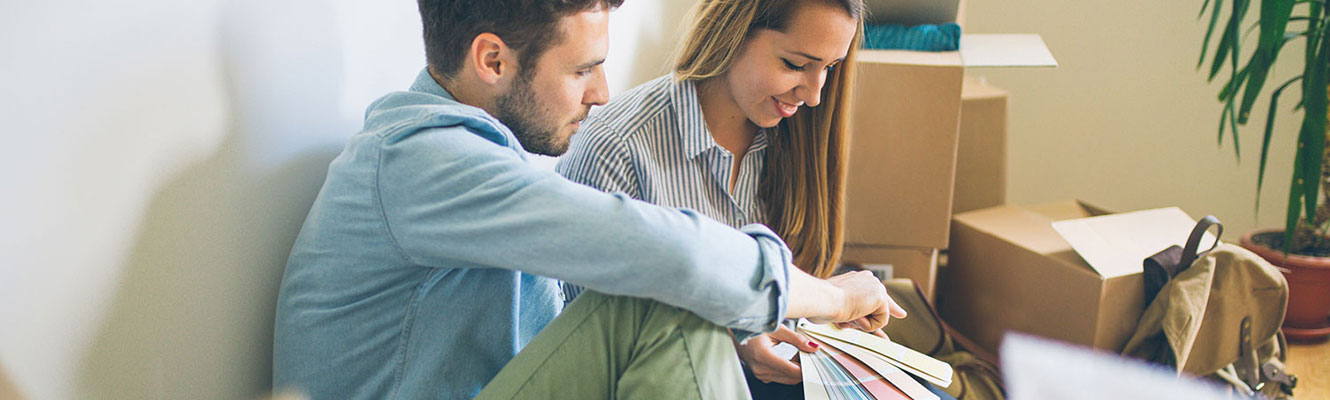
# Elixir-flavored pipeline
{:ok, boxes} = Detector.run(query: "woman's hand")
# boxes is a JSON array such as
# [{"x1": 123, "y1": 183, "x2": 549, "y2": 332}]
[
  {"x1": 737, "y1": 325, "x2": 819, "y2": 384},
  {"x1": 788, "y1": 268, "x2": 906, "y2": 332},
  {"x1": 835, "y1": 322, "x2": 891, "y2": 339}
]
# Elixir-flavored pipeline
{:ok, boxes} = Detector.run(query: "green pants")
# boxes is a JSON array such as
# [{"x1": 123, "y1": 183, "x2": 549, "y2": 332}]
[{"x1": 476, "y1": 291, "x2": 752, "y2": 399}]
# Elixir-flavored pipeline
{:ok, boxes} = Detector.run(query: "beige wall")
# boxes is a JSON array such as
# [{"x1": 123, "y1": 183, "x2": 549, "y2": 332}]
[
  {"x1": 613, "y1": 0, "x2": 1300, "y2": 238},
  {"x1": 964, "y1": 0, "x2": 1306, "y2": 236}
]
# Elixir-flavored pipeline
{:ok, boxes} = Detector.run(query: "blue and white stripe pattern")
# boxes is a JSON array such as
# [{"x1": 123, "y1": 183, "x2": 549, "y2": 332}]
[{"x1": 556, "y1": 75, "x2": 769, "y2": 303}]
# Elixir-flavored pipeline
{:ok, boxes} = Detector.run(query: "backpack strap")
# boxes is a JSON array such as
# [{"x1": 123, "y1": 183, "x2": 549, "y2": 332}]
[
  {"x1": 1143, "y1": 216, "x2": 1222, "y2": 305},
  {"x1": 1258, "y1": 331, "x2": 1297, "y2": 396},
  {"x1": 1235, "y1": 316, "x2": 1260, "y2": 388},
  {"x1": 1178, "y1": 215, "x2": 1222, "y2": 272}
]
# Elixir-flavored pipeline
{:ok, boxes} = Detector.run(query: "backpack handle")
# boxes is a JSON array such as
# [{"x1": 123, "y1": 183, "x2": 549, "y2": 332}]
[{"x1": 1178, "y1": 215, "x2": 1222, "y2": 272}]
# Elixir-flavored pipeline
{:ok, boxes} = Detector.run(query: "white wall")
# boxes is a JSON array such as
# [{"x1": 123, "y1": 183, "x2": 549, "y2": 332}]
[{"x1": 0, "y1": 1, "x2": 691, "y2": 399}]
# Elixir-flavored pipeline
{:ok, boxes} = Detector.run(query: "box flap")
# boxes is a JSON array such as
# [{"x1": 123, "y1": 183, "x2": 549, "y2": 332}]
[
  {"x1": 1051, "y1": 208, "x2": 1218, "y2": 278},
  {"x1": 960, "y1": 34, "x2": 1058, "y2": 68},
  {"x1": 859, "y1": 34, "x2": 1058, "y2": 69},
  {"x1": 865, "y1": 0, "x2": 960, "y2": 26},
  {"x1": 1023, "y1": 200, "x2": 1104, "y2": 221},
  {"x1": 859, "y1": 49, "x2": 964, "y2": 67},
  {"x1": 954, "y1": 203, "x2": 1081, "y2": 256}
]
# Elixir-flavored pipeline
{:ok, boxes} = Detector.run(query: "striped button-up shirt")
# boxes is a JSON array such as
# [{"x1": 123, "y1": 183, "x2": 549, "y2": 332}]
[{"x1": 557, "y1": 75, "x2": 770, "y2": 302}]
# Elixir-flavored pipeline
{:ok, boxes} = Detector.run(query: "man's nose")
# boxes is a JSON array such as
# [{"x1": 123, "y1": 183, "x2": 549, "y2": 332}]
[{"x1": 586, "y1": 69, "x2": 609, "y2": 106}]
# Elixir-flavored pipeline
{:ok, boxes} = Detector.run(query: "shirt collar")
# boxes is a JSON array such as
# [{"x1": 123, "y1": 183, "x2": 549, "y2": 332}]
[
  {"x1": 671, "y1": 78, "x2": 770, "y2": 160},
  {"x1": 672, "y1": 79, "x2": 720, "y2": 159},
  {"x1": 398, "y1": 67, "x2": 530, "y2": 161},
  {"x1": 751, "y1": 128, "x2": 769, "y2": 152},
  {"x1": 410, "y1": 68, "x2": 456, "y2": 101}
]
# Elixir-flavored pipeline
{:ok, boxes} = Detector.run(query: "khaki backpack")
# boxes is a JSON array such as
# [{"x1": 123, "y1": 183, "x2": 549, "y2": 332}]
[{"x1": 1121, "y1": 218, "x2": 1297, "y2": 398}]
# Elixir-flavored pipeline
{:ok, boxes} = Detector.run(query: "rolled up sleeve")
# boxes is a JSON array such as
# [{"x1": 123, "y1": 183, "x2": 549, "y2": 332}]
[{"x1": 726, "y1": 224, "x2": 792, "y2": 341}]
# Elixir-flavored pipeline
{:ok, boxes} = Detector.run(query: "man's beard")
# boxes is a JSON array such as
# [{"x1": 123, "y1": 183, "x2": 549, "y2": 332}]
[{"x1": 493, "y1": 75, "x2": 580, "y2": 157}]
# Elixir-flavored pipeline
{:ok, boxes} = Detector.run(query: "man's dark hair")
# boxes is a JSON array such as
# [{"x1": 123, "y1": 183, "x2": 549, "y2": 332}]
[{"x1": 419, "y1": 0, "x2": 626, "y2": 80}]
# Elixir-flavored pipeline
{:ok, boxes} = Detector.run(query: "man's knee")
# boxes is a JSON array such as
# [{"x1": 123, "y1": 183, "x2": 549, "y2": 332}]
[{"x1": 570, "y1": 291, "x2": 724, "y2": 338}]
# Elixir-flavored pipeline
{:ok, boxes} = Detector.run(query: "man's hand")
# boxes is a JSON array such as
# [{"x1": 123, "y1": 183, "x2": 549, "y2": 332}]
[{"x1": 736, "y1": 326, "x2": 818, "y2": 385}]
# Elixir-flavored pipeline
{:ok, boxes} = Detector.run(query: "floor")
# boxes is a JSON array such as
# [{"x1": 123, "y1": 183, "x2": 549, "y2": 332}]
[{"x1": 1286, "y1": 338, "x2": 1329, "y2": 399}]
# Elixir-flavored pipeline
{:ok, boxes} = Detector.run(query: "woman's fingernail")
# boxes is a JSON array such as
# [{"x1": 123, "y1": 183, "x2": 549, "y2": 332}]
[{"x1": 808, "y1": 341, "x2": 819, "y2": 348}]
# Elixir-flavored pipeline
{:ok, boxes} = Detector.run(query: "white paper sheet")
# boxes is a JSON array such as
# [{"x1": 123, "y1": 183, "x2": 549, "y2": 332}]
[
  {"x1": 1051, "y1": 207, "x2": 1217, "y2": 278},
  {"x1": 1001, "y1": 334, "x2": 1230, "y2": 400}
]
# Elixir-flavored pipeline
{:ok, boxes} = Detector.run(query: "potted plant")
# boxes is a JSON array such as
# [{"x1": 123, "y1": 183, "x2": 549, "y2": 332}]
[{"x1": 1197, "y1": 0, "x2": 1330, "y2": 341}]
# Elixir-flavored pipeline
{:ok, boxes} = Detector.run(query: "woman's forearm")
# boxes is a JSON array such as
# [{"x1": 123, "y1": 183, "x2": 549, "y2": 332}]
[
  {"x1": 784, "y1": 268, "x2": 905, "y2": 332},
  {"x1": 785, "y1": 267, "x2": 847, "y2": 321}
]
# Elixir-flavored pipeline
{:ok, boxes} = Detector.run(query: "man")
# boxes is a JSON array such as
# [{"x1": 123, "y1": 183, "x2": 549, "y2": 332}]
[{"x1": 272, "y1": 0, "x2": 903, "y2": 399}]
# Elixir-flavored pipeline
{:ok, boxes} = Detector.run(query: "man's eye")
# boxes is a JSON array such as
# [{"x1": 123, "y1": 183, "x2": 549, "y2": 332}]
[
  {"x1": 576, "y1": 69, "x2": 592, "y2": 77},
  {"x1": 782, "y1": 59, "x2": 805, "y2": 71}
]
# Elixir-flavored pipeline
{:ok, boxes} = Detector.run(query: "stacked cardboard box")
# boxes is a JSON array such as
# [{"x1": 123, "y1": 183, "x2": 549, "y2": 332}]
[
  {"x1": 954, "y1": 76, "x2": 1008, "y2": 215},
  {"x1": 841, "y1": 0, "x2": 1055, "y2": 300}
]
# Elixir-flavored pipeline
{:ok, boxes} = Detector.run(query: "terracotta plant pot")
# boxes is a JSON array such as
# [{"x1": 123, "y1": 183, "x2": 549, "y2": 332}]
[{"x1": 1240, "y1": 229, "x2": 1330, "y2": 342}]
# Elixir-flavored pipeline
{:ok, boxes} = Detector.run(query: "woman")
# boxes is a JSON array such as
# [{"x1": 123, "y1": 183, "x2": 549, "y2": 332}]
[{"x1": 556, "y1": 0, "x2": 877, "y2": 392}]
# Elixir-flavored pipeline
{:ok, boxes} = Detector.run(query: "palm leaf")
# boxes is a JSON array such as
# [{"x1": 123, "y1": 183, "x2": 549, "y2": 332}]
[
  {"x1": 1197, "y1": 0, "x2": 1330, "y2": 252},
  {"x1": 1257, "y1": 75, "x2": 1304, "y2": 211},
  {"x1": 1200, "y1": 0, "x2": 1227, "y2": 69},
  {"x1": 1299, "y1": 22, "x2": 1329, "y2": 231},
  {"x1": 1210, "y1": 0, "x2": 1250, "y2": 81},
  {"x1": 1220, "y1": 66, "x2": 1251, "y2": 101},
  {"x1": 1236, "y1": 0, "x2": 1296, "y2": 124},
  {"x1": 1220, "y1": 101, "x2": 1233, "y2": 145}
]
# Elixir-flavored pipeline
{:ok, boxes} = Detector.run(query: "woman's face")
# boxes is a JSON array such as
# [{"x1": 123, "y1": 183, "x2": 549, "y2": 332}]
[{"x1": 723, "y1": 3, "x2": 858, "y2": 128}]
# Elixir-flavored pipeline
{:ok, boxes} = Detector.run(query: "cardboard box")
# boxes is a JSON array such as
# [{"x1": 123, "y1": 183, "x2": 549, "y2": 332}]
[
  {"x1": 843, "y1": 0, "x2": 1056, "y2": 250},
  {"x1": 952, "y1": 77, "x2": 1008, "y2": 214},
  {"x1": 865, "y1": 0, "x2": 962, "y2": 27},
  {"x1": 843, "y1": 245, "x2": 940, "y2": 300},
  {"x1": 938, "y1": 201, "x2": 1216, "y2": 355},
  {"x1": 845, "y1": 55, "x2": 964, "y2": 249}
]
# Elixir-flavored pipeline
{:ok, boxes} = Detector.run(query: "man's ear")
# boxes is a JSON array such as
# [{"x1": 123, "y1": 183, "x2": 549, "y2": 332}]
[{"x1": 468, "y1": 33, "x2": 512, "y2": 85}]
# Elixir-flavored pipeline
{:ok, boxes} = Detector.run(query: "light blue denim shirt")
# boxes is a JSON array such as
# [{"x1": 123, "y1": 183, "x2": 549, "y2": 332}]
[{"x1": 272, "y1": 69, "x2": 792, "y2": 400}]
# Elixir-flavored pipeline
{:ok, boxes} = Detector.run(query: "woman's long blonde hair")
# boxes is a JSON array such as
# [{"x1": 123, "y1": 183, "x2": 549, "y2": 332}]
[{"x1": 674, "y1": 0, "x2": 864, "y2": 278}]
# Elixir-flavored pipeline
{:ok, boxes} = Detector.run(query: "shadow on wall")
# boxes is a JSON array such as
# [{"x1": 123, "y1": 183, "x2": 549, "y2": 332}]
[
  {"x1": 2, "y1": 362, "x2": 23, "y2": 400},
  {"x1": 68, "y1": 1, "x2": 697, "y2": 397},
  {"x1": 76, "y1": 0, "x2": 354, "y2": 398}
]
